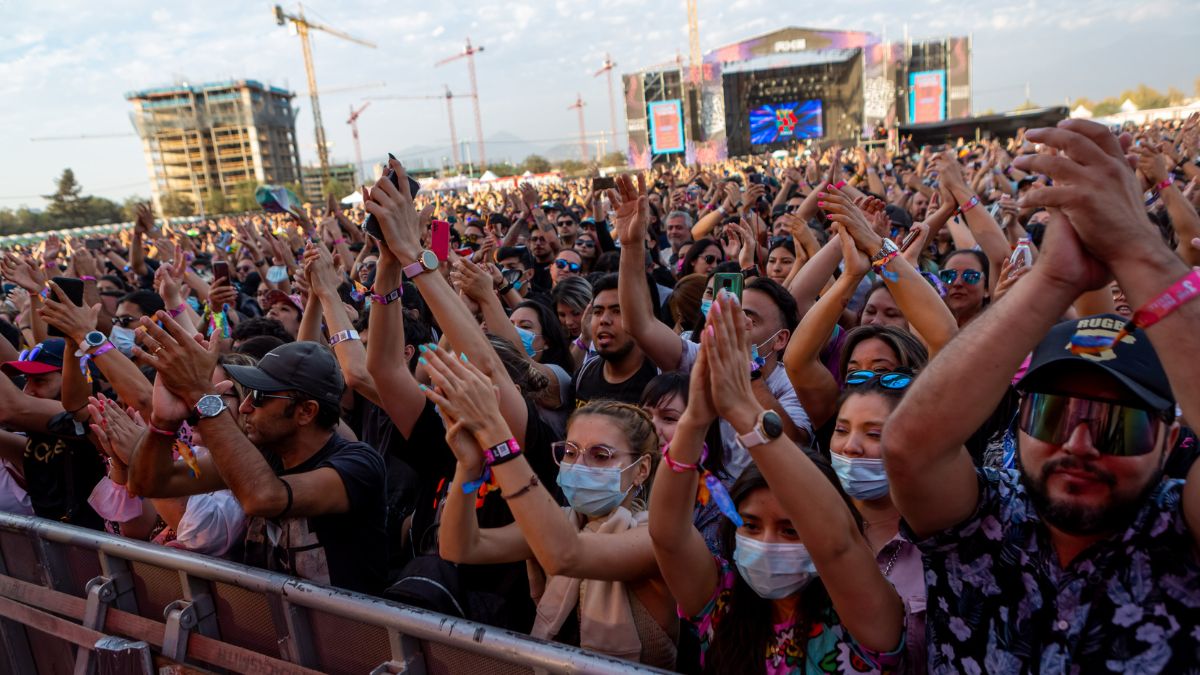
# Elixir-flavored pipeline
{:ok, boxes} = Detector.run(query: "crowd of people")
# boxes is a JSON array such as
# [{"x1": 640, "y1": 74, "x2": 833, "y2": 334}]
[{"x1": 0, "y1": 113, "x2": 1198, "y2": 673}]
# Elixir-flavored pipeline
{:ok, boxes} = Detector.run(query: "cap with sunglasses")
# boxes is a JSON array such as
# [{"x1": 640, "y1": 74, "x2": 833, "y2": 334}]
[
  {"x1": 1018, "y1": 313, "x2": 1174, "y2": 415},
  {"x1": 1, "y1": 338, "x2": 65, "y2": 376},
  {"x1": 222, "y1": 341, "x2": 345, "y2": 408}
]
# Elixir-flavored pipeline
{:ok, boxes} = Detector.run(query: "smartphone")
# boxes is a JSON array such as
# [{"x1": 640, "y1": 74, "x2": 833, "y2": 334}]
[
  {"x1": 431, "y1": 220, "x2": 451, "y2": 261},
  {"x1": 900, "y1": 228, "x2": 922, "y2": 253},
  {"x1": 362, "y1": 163, "x2": 421, "y2": 240},
  {"x1": 85, "y1": 239, "x2": 104, "y2": 251},
  {"x1": 47, "y1": 277, "x2": 85, "y2": 337},
  {"x1": 712, "y1": 272, "x2": 744, "y2": 301},
  {"x1": 212, "y1": 261, "x2": 230, "y2": 285},
  {"x1": 592, "y1": 176, "x2": 616, "y2": 191}
]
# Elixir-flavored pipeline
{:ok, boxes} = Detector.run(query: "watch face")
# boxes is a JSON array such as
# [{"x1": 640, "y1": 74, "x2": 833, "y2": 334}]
[
  {"x1": 196, "y1": 394, "x2": 226, "y2": 418},
  {"x1": 761, "y1": 410, "x2": 784, "y2": 440},
  {"x1": 85, "y1": 331, "x2": 107, "y2": 347},
  {"x1": 420, "y1": 250, "x2": 439, "y2": 270}
]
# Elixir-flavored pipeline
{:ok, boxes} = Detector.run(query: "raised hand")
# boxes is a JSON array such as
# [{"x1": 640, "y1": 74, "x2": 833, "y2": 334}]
[
  {"x1": 133, "y1": 312, "x2": 222, "y2": 409},
  {"x1": 302, "y1": 240, "x2": 342, "y2": 297},
  {"x1": 606, "y1": 173, "x2": 650, "y2": 246},
  {"x1": 819, "y1": 185, "x2": 884, "y2": 256},
  {"x1": 417, "y1": 345, "x2": 506, "y2": 441},
  {"x1": 2, "y1": 255, "x2": 46, "y2": 294},
  {"x1": 701, "y1": 291, "x2": 758, "y2": 433},
  {"x1": 134, "y1": 203, "x2": 155, "y2": 235},
  {"x1": 362, "y1": 159, "x2": 423, "y2": 262},
  {"x1": 1135, "y1": 145, "x2": 1169, "y2": 189},
  {"x1": 449, "y1": 257, "x2": 495, "y2": 302},
  {"x1": 39, "y1": 280, "x2": 99, "y2": 344},
  {"x1": 87, "y1": 395, "x2": 147, "y2": 466}
]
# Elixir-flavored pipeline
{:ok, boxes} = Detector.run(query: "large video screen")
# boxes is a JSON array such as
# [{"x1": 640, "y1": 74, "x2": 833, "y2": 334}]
[
  {"x1": 749, "y1": 100, "x2": 822, "y2": 145},
  {"x1": 909, "y1": 70, "x2": 946, "y2": 124},
  {"x1": 648, "y1": 100, "x2": 685, "y2": 154}
]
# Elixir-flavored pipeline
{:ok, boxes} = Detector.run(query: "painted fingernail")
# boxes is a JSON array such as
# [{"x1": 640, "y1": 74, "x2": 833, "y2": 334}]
[
  {"x1": 817, "y1": 201, "x2": 825, "y2": 207},
  {"x1": 460, "y1": 353, "x2": 469, "y2": 363},
  {"x1": 418, "y1": 384, "x2": 428, "y2": 391},
  {"x1": 707, "y1": 325, "x2": 715, "y2": 337},
  {"x1": 428, "y1": 343, "x2": 438, "y2": 351},
  {"x1": 418, "y1": 356, "x2": 427, "y2": 365},
  {"x1": 418, "y1": 345, "x2": 428, "y2": 353}
]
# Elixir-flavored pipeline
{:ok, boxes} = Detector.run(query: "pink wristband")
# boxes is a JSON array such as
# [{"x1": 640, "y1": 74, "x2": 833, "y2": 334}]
[
  {"x1": 332, "y1": 238, "x2": 347, "y2": 245},
  {"x1": 167, "y1": 303, "x2": 186, "y2": 318},
  {"x1": 1130, "y1": 268, "x2": 1200, "y2": 331},
  {"x1": 80, "y1": 276, "x2": 96, "y2": 282},
  {"x1": 1155, "y1": 177, "x2": 1173, "y2": 192}
]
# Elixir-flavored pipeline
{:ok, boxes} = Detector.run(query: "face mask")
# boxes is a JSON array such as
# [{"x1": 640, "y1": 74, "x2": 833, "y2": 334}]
[
  {"x1": 750, "y1": 329, "x2": 783, "y2": 369},
  {"x1": 514, "y1": 326, "x2": 541, "y2": 358},
  {"x1": 700, "y1": 299, "x2": 713, "y2": 316},
  {"x1": 733, "y1": 533, "x2": 818, "y2": 599},
  {"x1": 830, "y1": 453, "x2": 890, "y2": 501},
  {"x1": 109, "y1": 325, "x2": 137, "y2": 356},
  {"x1": 556, "y1": 461, "x2": 638, "y2": 517}
]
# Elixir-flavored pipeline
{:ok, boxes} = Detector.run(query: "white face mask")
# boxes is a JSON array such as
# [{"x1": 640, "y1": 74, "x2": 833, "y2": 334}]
[
  {"x1": 732, "y1": 533, "x2": 818, "y2": 599},
  {"x1": 109, "y1": 325, "x2": 137, "y2": 356},
  {"x1": 830, "y1": 453, "x2": 890, "y2": 501}
]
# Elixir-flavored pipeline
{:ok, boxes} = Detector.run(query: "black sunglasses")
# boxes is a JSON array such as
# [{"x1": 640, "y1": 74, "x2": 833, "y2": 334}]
[
  {"x1": 939, "y1": 269, "x2": 983, "y2": 285},
  {"x1": 554, "y1": 259, "x2": 581, "y2": 272},
  {"x1": 111, "y1": 315, "x2": 137, "y2": 327},
  {"x1": 249, "y1": 390, "x2": 299, "y2": 407},
  {"x1": 701, "y1": 254, "x2": 718, "y2": 265}
]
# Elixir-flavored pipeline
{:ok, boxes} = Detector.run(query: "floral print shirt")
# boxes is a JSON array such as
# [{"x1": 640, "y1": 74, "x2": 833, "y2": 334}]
[
  {"x1": 685, "y1": 556, "x2": 904, "y2": 674},
  {"x1": 906, "y1": 468, "x2": 1200, "y2": 674}
]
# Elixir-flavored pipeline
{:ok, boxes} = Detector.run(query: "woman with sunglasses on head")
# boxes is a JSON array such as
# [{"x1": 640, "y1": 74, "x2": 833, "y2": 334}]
[
  {"x1": 651, "y1": 292, "x2": 905, "y2": 674},
  {"x1": 829, "y1": 371, "x2": 927, "y2": 673},
  {"x1": 783, "y1": 186, "x2": 957, "y2": 430},
  {"x1": 422, "y1": 347, "x2": 678, "y2": 668}
]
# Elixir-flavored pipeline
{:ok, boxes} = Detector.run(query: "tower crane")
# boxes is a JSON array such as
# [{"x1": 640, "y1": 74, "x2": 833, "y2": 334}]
[
  {"x1": 593, "y1": 54, "x2": 619, "y2": 157},
  {"x1": 346, "y1": 102, "x2": 370, "y2": 186},
  {"x1": 371, "y1": 87, "x2": 468, "y2": 173},
  {"x1": 568, "y1": 94, "x2": 589, "y2": 163},
  {"x1": 435, "y1": 38, "x2": 487, "y2": 172},
  {"x1": 273, "y1": 4, "x2": 376, "y2": 185}
]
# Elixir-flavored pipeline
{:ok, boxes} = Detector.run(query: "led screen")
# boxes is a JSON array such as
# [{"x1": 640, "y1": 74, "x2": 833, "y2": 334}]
[
  {"x1": 749, "y1": 100, "x2": 823, "y2": 145},
  {"x1": 648, "y1": 100, "x2": 685, "y2": 154},
  {"x1": 909, "y1": 70, "x2": 946, "y2": 123}
]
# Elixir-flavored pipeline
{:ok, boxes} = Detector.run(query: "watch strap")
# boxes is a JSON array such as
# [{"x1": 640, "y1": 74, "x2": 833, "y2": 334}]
[{"x1": 401, "y1": 260, "x2": 425, "y2": 279}]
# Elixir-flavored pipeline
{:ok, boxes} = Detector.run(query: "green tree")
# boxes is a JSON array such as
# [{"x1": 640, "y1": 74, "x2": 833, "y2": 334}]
[
  {"x1": 323, "y1": 179, "x2": 351, "y2": 203},
  {"x1": 230, "y1": 181, "x2": 259, "y2": 213},
  {"x1": 82, "y1": 196, "x2": 124, "y2": 224},
  {"x1": 160, "y1": 192, "x2": 195, "y2": 218},
  {"x1": 554, "y1": 159, "x2": 587, "y2": 176},
  {"x1": 43, "y1": 168, "x2": 89, "y2": 227},
  {"x1": 203, "y1": 190, "x2": 228, "y2": 215},
  {"x1": 122, "y1": 195, "x2": 147, "y2": 222},
  {"x1": 520, "y1": 155, "x2": 552, "y2": 174},
  {"x1": 486, "y1": 162, "x2": 519, "y2": 178},
  {"x1": 600, "y1": 151, "x2": 627, "y2": 167}
]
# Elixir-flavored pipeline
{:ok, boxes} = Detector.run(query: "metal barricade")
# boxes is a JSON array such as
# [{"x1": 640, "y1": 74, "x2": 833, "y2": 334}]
[{"x1": 0, "y1": 513, "x2": 672, "y2": 674}]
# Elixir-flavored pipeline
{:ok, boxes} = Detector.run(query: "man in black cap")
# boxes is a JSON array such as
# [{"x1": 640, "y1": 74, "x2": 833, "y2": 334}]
[
  {"x1": 0, "y1": 338, "x2": 104, "y2": 528},
  {"x1": 883, "y1": 118, "x2": 1200, "y2": 671},
  {"x1": 128, "y1": 317, "x2": 386, "y2": 595}
]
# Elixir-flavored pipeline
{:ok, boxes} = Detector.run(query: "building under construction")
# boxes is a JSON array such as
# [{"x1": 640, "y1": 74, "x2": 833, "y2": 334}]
[{"x1": 126, "y1": 79, "x2": 302, "y2": 213}]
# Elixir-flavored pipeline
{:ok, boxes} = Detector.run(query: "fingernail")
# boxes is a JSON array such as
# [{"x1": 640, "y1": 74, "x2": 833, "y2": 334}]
[
  {"x1": 418, "y1": 384, "x2": 428, "y2": 391},
  {"x1": 460, "y1": 353, "x2": 469, "y2": 363},
  {"x1": 707, "y1": 325, "x2": 715, "y2": 337},
  {"x1": 428, "y1": 343, "x2": 438, "y2": 351},
  {"x1": 817, "y1": 201, "x2": 824, "y2": 207},
  {"x1": 418, "y1": 345, "x2": 428, "y2": 353},
  {"x1": 388, "y1": 152, "x2": 397, "y2": 161},
  {"x1": 418, "y1": 356, "x2": 427, "y2": 365}
]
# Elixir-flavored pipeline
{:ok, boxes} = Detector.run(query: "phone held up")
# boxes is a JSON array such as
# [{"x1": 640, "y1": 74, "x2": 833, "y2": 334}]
[
  {"x1": 712, "y1": 272, "x2": 744, "y2": 302},
  {"x1": 361, "y1": 153, "x2": 421, "y2": 241},
  {"x1": 46, "y1": 277, "x2": 85, "y2": 338}
]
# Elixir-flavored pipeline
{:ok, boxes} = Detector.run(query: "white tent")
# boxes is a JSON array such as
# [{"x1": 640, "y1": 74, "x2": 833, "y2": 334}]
[
  {"x1": 1120, "y1": 98, "x2": 1139, "y2": 113},
  {"x1": 479, "y1": 170, "x2": 498, "y2": 181},
  {"x1": 1070, "y1": 104, "x2": 1093, "y2": 119},
  {"x1": 341, "y1": 190, "x2": 363, "y2": 205}
]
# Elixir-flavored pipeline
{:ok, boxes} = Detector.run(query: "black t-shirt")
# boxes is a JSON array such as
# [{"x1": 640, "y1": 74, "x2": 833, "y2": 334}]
[
  {"x1": 531, "y1": 260, "x2": 553, "y2": 292},
  {"x1": 241, "y1": 433, "x2": 387, "y2": 596},
  {"x1": 574, "y1": 354, "x2": 659, "y2": 408},
  {"x1": 23, "y1": 428, "x2": 105, "y2": 530}
]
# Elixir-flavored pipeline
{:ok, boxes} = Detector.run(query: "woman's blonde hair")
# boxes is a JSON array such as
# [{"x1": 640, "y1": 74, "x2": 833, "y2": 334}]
[{"x1": 569, "y1": 400, "x2": 661, "y2": 512}]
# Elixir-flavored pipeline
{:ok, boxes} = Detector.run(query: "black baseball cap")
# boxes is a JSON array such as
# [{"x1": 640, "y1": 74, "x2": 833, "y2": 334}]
[
  {"x1": 2, "y1": 338, "x2": 65, "y2": 376},
  {"x1": 885, "y1": 205, "x2": 913, "y2": 231},
  {"x1": 223, "y1": 341, "x2": 344, "y2": 408},
  {"x1": 1017, "y1": 314, "x2": 1174, "y2": 413}
]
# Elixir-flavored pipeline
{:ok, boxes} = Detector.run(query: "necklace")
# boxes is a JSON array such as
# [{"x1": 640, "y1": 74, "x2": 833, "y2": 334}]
[{"x1": 882, "y1": 543, "x2": 903, "y2": 578}]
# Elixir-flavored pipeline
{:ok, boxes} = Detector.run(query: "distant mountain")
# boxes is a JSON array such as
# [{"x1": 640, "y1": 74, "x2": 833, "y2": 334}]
[{"x1": 363, "y1": 131, "x2": 587, "y2": 172}]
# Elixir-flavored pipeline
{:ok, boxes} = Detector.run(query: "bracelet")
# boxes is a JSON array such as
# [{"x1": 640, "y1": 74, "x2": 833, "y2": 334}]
[
  {"x1": 80, "y1": 276, "x2": 96, "y2": 282},
  {"x1": 148, "y1": 423, "x2": 178, "y2": 437},
  {"x1": 663, "y1": 442, "x2": 709, "y2": 473},
  {"x1": 1076, "y1": 268, "x2": 1200, "y2": 356},
  {"x1": 483, "y1": 438, "x2": 522, "y2": 467},
  {"x1": 274, "y1": 478, "x2": 294, "y2": 519},
  {"x1": 1155, "y1": 176, "x2": 1174, "y2": 192},
  {"x1": 957, "y1": 195, "x2": 980, "y2": 214},
  {"x1": 461, "y1": 466, "x2": 492, "y2": 495},
  {"x1": 497, "y1": 283, "x2": 514, "y2": 295},
  {"x1": 332, "y1": 238, "x2": 347, "y2": 245},
  {"x1": 370, "y1": 286, "x2": 403, "y2": 305},
  {"x1": 572, "y1": 337, "x2": 588, "y2": 351},
  {"x1": 501, "y1": 474, "x2": 539, "y2": 501},
  {"x1": 328, "y1": 329, "x2": 360, "y2": 346},
  {"x1": 873, "y1": 250, "x2": 899, "y2": 270},
  {"x1": 167, "y1": 303, "x2": 186, "y2": 318}
]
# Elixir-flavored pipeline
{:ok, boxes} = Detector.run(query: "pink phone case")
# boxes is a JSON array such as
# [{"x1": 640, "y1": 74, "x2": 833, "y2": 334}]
[{"x1": 431, "y1": 220, "x2": 451, "y2": 261}]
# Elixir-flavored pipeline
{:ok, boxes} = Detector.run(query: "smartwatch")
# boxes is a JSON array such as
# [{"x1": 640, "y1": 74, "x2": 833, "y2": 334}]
[
  {"x1": 193, "y1": 394, "x2": 228, "y2": 422},
  {"x1": 870, "y1": 238, "x2": 899, "y2": 265},
  {"x1": 75, "y1": 330, "x2": 109, "y2": 357},
  {"x1": 402, "y1": 250, "x2": 440, "y2": 280},
  {"x1": 737, "y1": 410, "x2": 784, "y2": 450}
]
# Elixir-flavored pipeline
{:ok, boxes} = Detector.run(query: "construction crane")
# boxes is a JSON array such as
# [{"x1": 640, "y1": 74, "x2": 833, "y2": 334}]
[
  {"x1": 593, "y1": 54, "x2": 619, "y2": 157},
  {"x1": 30, "y1": 133, "x2": 134, "y2": 142},
  {"x1": 568, "y1": 94, "x2": 589, "y2": 164},
  {"x1": 346, "y1": 102, "x2": 370, "y2": 187},
  {"x1": 303, "y1": 81, "x2": 386, "y2": 97},
  {"x1": 686, "y1": 0, "x2": 702, "y2": 83},
  {"x1": 435, "y1": 38, "x2": 487, "y2": 172},
  {"x1": 273, "y1": 4, "x2": 376, "y2": 186},
  {"x1": 371, "y1": 87, "x2": 468, "y2": 173}
]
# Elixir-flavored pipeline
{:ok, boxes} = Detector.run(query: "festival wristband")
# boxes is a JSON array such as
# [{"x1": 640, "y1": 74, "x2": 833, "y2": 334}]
[
  {"x1": 332, "y1": 238, "x2": 347, "y2": 245},
  {"x1": 370, "y1": 286, "x2": 403, "y2": 305},
  {"x1": 461, "y1": 466, "x2": 492, "y2": 495},
  {"x1": 328, "y1": 329, "x2": 360, "y2": 346},
  {"x1": 1155, "y1": 176, "x2": 1174, "y2": 192},
  {"x1": 80, "y1": 275, "x2": 96, "y2": 282},
  {"x1": 663, "y1": 442, "x2": 708, "y2": 473},
  {"x1": 1129, "y1": 268, "x2": 1200, "y2": 331},
  {"x1": 483, "y1": 438, "x2": 522, "y2": 467},
  {"x1": 957, "y1": 195, "x2": 980, "y2": 214},
  {"x1": 148, "y1": 423, "x2": 178, "y2": 437},
  {"x1": 167, "y1": 303, "x2": 187, "y2": 318}
]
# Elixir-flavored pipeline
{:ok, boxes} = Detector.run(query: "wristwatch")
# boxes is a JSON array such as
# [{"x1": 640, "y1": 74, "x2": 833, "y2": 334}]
[
  {"x1": 193, "y1": 394, "x2": 228, "y2": 422},
  {"x1": 75, "y1": 330, "x2": 109, "y2": 357},
  {"x1": 870, "y1": 238, "x2": 899, "y2": 264},
  {"x1": 737, "y1": 410, "x2": 784, "y2": 450},
  {"x1": 402, "y1": 250, "x2": 439, "y2": 280}
]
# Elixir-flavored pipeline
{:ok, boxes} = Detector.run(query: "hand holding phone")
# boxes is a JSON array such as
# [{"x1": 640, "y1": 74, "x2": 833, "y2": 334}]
[{"x1": 362, "y1": 154, "x2": 421, "y2": 241}]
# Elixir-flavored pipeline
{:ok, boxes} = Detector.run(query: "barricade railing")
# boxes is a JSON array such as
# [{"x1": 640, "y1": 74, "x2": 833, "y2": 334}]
[{"x1": 0, "y1": 513, "x2": 672, "y2": 674}]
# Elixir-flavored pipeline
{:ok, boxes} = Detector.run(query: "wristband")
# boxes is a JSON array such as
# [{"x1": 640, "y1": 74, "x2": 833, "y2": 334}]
[
  {"x1": 501, "y1": 474, "x2": 539, "y2": 501},
  {"x1": 80, "y1": 276, "x2": 96, "y2": 282},
  {"x1": 332, "y1": 238, "x2": 347, "y2": 245},
  {"x1": 957, "y1": 195, "x2": 980, "y2": 214},
  {"x1": 1072, "y1": 269, "x2": 1200, "y2": 356},
  {"x1": 483, "y1": 438, "x2": 522, "y2": 467},
  {"x1": 498, "y1": 283, "x2": 515, "y2": 295},
  {"x1": 328, "y1": 329, "x2": 360, "y2": 346},
  {"x1": 1155, "y1": 176, "x2": 1174, "y2": 192},
  {"x1": 461, "y1": 466, "x2": 492, "y2": 495},
  {"x1": 572, "y1": 337, "x2": 588, "y2": 351},
  {"x1": 167, "y1": 303, "x2": 187, "y2": 318},
  {"x1": 149, "y1": 423, "x2": 178, "y2": 437},
  {"x1": 663, "y1": 442, "x2": 708, "y2": 473},
  {"x1": 370, "y1": 286, "x2": 403, "y2": 305},
  {"x1": 274, "y1": 478, "x2": 294, "y2": 519}
]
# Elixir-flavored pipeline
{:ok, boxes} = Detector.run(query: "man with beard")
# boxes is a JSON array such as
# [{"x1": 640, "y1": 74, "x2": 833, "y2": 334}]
[
  {"x1": 127, "y1": 328, "x2": 386, "y2": 595},
  {"x1": 883, "y1": 119, "x2": 1200, "y2": 671},
  {"x1": 572, "y1": 273, "x2": 658, "y2": 407}
]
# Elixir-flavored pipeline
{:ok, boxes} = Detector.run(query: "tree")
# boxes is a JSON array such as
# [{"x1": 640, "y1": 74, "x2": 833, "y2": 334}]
[
  {"x1": 43, "y1": 168, "x2": 89, "y2": 227},
  {"x1": 82, "y1": 197, "x2": 124, "y2": 224},
  {"x1": 230, "y1": 181, "x2": 259, "y2": 213},
  {"x1": 520, "y1": 155, "x2": 552, "y2": 174},
  {"x1": 160, "y1": 192, "x2": 195, "y2": 218},
  {"x1": 554, "y1": 159, "x2": 587, "y2": 176},
  {"x1": 203, "y1": 190, "x2": 228, "y2": 215},
  {"x1": 600, "y1": 151, "x2": 627, "y2": 167},
  {"x1": 323, "y1": 178, "x2": 351, "y2": 203},
  {"x1": 486, "y1": 161, "x2": 519, "y2": 178}
]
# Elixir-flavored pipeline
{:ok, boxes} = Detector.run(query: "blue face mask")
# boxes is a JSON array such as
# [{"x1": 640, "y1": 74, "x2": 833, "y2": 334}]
[
  {"x1": 733, "y1": 533, "x2": 818, "y2": 599},
  {"x1": 830, "y1": 453, "x2": 890, "y2": 501},
  {"x1": 514, "y1": 326, "x2": 541, "y2": 358},
  {"x1": 700, "y1": 299, "x2": 713, "y2": 316},
  {"x1": 555, "y1": 461, "x2": 638, "y2": 517},
  {"x1": 109, "y1": 325, "x2": 137, "y2": 356},
  {"x1": 750, "y1": 329, "x2": 783, "y2": 369}
]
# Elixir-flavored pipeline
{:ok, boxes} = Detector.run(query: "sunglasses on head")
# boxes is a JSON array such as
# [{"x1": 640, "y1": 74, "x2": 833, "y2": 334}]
[
  {"x1": 845, "y1": 370, "x2": 913, "y2": 389},
  {"x1": 249, "y1": 389, "x2": 300, "y2": 407},
  {"x1": 17, "y1": 345, "x2": 43, "y2": 362},
  {"x1": 939, "y1": 269, "x2": 983, "y2": 285},
  {"x1": 554, "y1": 259, "x2": 581, "y2": 272},
  {"x1": 1018, "y1": 391, "x2": 1169, "y2": 457}
]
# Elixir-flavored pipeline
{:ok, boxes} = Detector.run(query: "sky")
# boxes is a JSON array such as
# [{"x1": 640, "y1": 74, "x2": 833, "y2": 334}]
[{"x1": 2, "y1": 0, "x2": 1198, "y2": 210}]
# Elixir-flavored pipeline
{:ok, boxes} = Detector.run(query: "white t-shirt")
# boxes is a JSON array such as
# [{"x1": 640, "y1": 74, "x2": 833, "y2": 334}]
[{"x1": 677, "y1": 337, "x2": 813, "y2": 479}]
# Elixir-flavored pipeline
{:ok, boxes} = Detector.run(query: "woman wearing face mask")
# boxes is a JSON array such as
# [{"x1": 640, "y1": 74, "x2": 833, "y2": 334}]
[
  {"x1": 829, "y1": 373, "x2": 926, "y2": 673},
  {"x1": 424, "y1": 347, "x2": 678, "y2": 668},
  {"x1": 650, "y1": 293, "x2": 904, "y2": 674}
]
